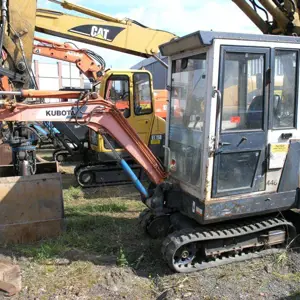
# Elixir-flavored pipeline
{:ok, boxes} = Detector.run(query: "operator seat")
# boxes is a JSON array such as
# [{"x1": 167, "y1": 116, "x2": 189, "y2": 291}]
[{"x1": 246, "y1": 95, "x2": 263, "y2": 129}]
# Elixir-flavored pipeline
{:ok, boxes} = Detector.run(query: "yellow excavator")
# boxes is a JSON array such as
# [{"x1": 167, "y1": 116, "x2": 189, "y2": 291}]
[{"x1": 32, "y1": 0, "x2": 177, "y2": 186}]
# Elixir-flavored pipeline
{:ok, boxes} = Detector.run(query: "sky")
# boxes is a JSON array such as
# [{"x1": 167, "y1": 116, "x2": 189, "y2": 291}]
[{"x1": 35, "y1": 0, "x2": 262, "y2": 69}]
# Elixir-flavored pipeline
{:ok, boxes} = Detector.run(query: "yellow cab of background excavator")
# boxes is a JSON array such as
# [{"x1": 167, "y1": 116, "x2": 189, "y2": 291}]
[{"x1": 89, "y1": 69, "x2": 166, "y2": 154}]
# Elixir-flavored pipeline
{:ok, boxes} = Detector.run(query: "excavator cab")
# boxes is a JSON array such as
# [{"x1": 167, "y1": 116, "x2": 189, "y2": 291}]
[
  {"x1": 161, "y1": 31, "x2": 300, "y2": 217},
  {"x1": 89, "y1": 70, "x2": 165, "y2": 161}
]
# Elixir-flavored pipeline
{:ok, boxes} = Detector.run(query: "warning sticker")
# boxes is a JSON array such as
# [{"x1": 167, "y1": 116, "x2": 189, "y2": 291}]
[
  {"x1": 195, "y1": 206, "x2": 203, "y2": 216},
  {"x1": 150, "y1": 140, "x2": 161, "y2": 145},
  {"x1": 151, "y1": 135, "x2": 162, "y2": 140},
  {"x1": 270, "y1": 144, "x2": 289, "y2": 153},
  {"x1": 151, "y1": 135, "x2": 162, "y2": 144},
  {"x1": 230, "y1": 116, "x2": 241, "y2": 123}
]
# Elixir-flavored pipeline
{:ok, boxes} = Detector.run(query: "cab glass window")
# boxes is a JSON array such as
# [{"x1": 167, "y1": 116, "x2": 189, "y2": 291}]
[
  {"x1": 105, "y1": 75, "x2": 130, "y2": 114},
  {"x1": 221, "y1": 52, "x2": 265, "y2": 131},
  {"x1": 168, "y1": 53, "x2": 207, "y2": 186},
  {"x1": 273, "y1": 50, "x2": 297, "y2": 128},
  {"x1": 89, "y1": 129, "x2": 98, "y2": 146},
  {"x1": 133, "y1": 73, "x2": 152, "y2": 115},
  {"x1": 170, "y1": 54, "x2": 206, "y2": 131}
]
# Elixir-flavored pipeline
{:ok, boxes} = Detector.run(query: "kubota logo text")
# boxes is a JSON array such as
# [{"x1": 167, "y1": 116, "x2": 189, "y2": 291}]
[
  {"x1": 36, "y1": 107, "x2": 84, "y2": 121},
  {"x1": 45, "y1": 110, "x2": 77, "y2": 117},
  {"x1": 66, "y1": 51, "x2": 83, "y2": 58}
]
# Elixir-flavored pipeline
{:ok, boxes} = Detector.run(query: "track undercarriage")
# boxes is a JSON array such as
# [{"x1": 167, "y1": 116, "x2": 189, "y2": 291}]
[
  {"x1": 139, "y1": 209, "x2": 296, "y2": 273},
  {"x1": 74, "y1": 159, "x2": 146, "y2": 188}
]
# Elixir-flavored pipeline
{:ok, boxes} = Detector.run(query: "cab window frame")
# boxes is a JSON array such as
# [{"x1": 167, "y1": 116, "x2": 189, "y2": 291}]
[
  {"x1": 133, "y1": 72, "x2": 153, "y2": 116},
  {"x1": 270, "y1": 48, "x2": 299, "y2": 130},
  {"x1": 218, "y1": 46, "x2": 269, "y2": 133},
  {"x1": 104, "y1": 74, "x2": 131, "y2": 117}
]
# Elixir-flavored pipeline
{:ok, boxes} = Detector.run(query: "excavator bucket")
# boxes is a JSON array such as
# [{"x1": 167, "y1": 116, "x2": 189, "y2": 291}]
[{"x1": 0, "y1": 163, "x2": 64, "y2": 244}]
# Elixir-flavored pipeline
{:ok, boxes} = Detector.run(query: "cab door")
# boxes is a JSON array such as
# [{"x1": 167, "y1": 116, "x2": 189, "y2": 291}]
[
  {"x1": 212, "y1": 47, "x2": 270, "y2": 197},
  {"x1": 131, "y1": 72, "x2": 154, "y2": 144}
]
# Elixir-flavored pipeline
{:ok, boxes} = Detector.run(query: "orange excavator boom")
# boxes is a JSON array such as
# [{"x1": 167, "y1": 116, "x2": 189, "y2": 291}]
[{"x1": 33, "y1": 37, "x2": 105, "y2": 83}]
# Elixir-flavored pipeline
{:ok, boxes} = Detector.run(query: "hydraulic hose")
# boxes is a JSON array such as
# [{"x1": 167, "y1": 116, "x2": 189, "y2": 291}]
[{"x1": 102, "y1": 133, "x2": 149, "y2": 198}]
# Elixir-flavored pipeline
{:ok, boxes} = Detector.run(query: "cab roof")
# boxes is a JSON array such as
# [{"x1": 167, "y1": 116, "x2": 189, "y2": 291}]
[{"x1": 159, "y1": 30, "x2": 300, "y2": 56}]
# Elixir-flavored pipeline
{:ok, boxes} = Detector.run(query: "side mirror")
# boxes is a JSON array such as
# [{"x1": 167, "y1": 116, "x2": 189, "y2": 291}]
[{"x1": 123, "y1": 108, "x2": 130, "y2": 118}]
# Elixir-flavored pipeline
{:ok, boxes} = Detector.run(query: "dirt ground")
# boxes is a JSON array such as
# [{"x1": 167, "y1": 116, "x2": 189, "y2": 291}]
[{"x1": 1, "y1": 172, "x2": 300, "y2": 300}]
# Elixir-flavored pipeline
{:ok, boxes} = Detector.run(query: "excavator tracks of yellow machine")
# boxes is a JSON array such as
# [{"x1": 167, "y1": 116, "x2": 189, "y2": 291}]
[
  {"x1": 161, "y1": 216, "x2": 296, "y2": 273},
  {"x1": 74, "y1": 160, "x2": 145, "y2": 188}
]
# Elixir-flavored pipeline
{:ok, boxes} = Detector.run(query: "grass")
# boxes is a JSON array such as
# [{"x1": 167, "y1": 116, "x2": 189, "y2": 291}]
[
  {"x1": 10, "y1": 184, "x2": 154, "y2": 270},
  {"x1": 65, "y1": 185, "x2": 83, "y2": 200},
  {"x1": 4, "y1": 177, "x2": 300, "y2": 299},
  {"x1": 289, "y1": 290, "x2": 300, "y2": 298},
  {"x1": 66, "y1": 202, "x2": 128, "y2": 216}
]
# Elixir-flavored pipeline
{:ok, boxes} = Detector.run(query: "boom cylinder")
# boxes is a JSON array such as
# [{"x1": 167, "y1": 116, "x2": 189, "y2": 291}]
[
  {"x1": 0, "y1": 89, "x2": 84, "y2": 99},
  {"x1": 258, "y1": 0, "x2": 290, "y2": 31},
  {"x1": 232, "y1": 0, "x2": 270, "y2": 33}
]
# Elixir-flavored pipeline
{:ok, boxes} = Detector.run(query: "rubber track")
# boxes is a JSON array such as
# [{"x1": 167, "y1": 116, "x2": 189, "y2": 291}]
[
  {"x1": 75, "y1": 162, "x2": 140, "y2": 188},
  {"x1": 161, "y1": 216, "x2": 296, "y2": 273},
  {"x1": 74, "y1": 161, "x2": 115, "y2": 176}
]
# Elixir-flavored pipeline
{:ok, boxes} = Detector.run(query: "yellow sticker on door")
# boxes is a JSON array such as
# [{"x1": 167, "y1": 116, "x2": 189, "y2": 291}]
[
  {"x1": 150, "y1": 135, "x2": 162, "y2": 145},
  {"x1": 151, "y1": 140, "x2": 161, "y2": 145},
  {"x1": 270, "y1": 144, "x2": 289, "y2": 153}
]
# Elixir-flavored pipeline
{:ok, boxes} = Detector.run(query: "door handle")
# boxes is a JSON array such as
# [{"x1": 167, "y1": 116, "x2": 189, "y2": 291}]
[
  {"x1": 219, "y1": 142, "x2": 231, "y2": 146},
  {"x1": 237, "y1": 136, "x2": 247, "y2": 147},
  {"x1": 212, "y1": 88, "x2": 222, "y2": 151},
  {"x1": 163, "y1": 145, "x2": 171, "y2": 170}
]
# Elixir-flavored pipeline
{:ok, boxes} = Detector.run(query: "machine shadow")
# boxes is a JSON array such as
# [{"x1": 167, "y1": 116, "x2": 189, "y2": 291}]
[{"x1": 0, "y1": 211, "x2": 170, "y2": 278}]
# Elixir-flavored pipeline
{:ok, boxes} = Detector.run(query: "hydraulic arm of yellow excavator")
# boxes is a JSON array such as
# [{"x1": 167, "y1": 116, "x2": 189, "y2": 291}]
[
  {"x1": 36, "y1": 0, "x2": 177, "y2": 58},
  {"x1": 232, "y1": 0, "x2": 300, "y2": 35},
  {"x1": 0, "y1": 0, "x2": 36, "y2": 89}
]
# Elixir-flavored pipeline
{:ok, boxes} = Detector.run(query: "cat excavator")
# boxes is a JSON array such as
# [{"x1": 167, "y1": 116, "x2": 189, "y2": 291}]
[
  {"x1": 2, "y1": 0, "x2": 300, "y2": 278},
  {"x1": 31, "y1": 0, "x2": 176, "y2": 186}
]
